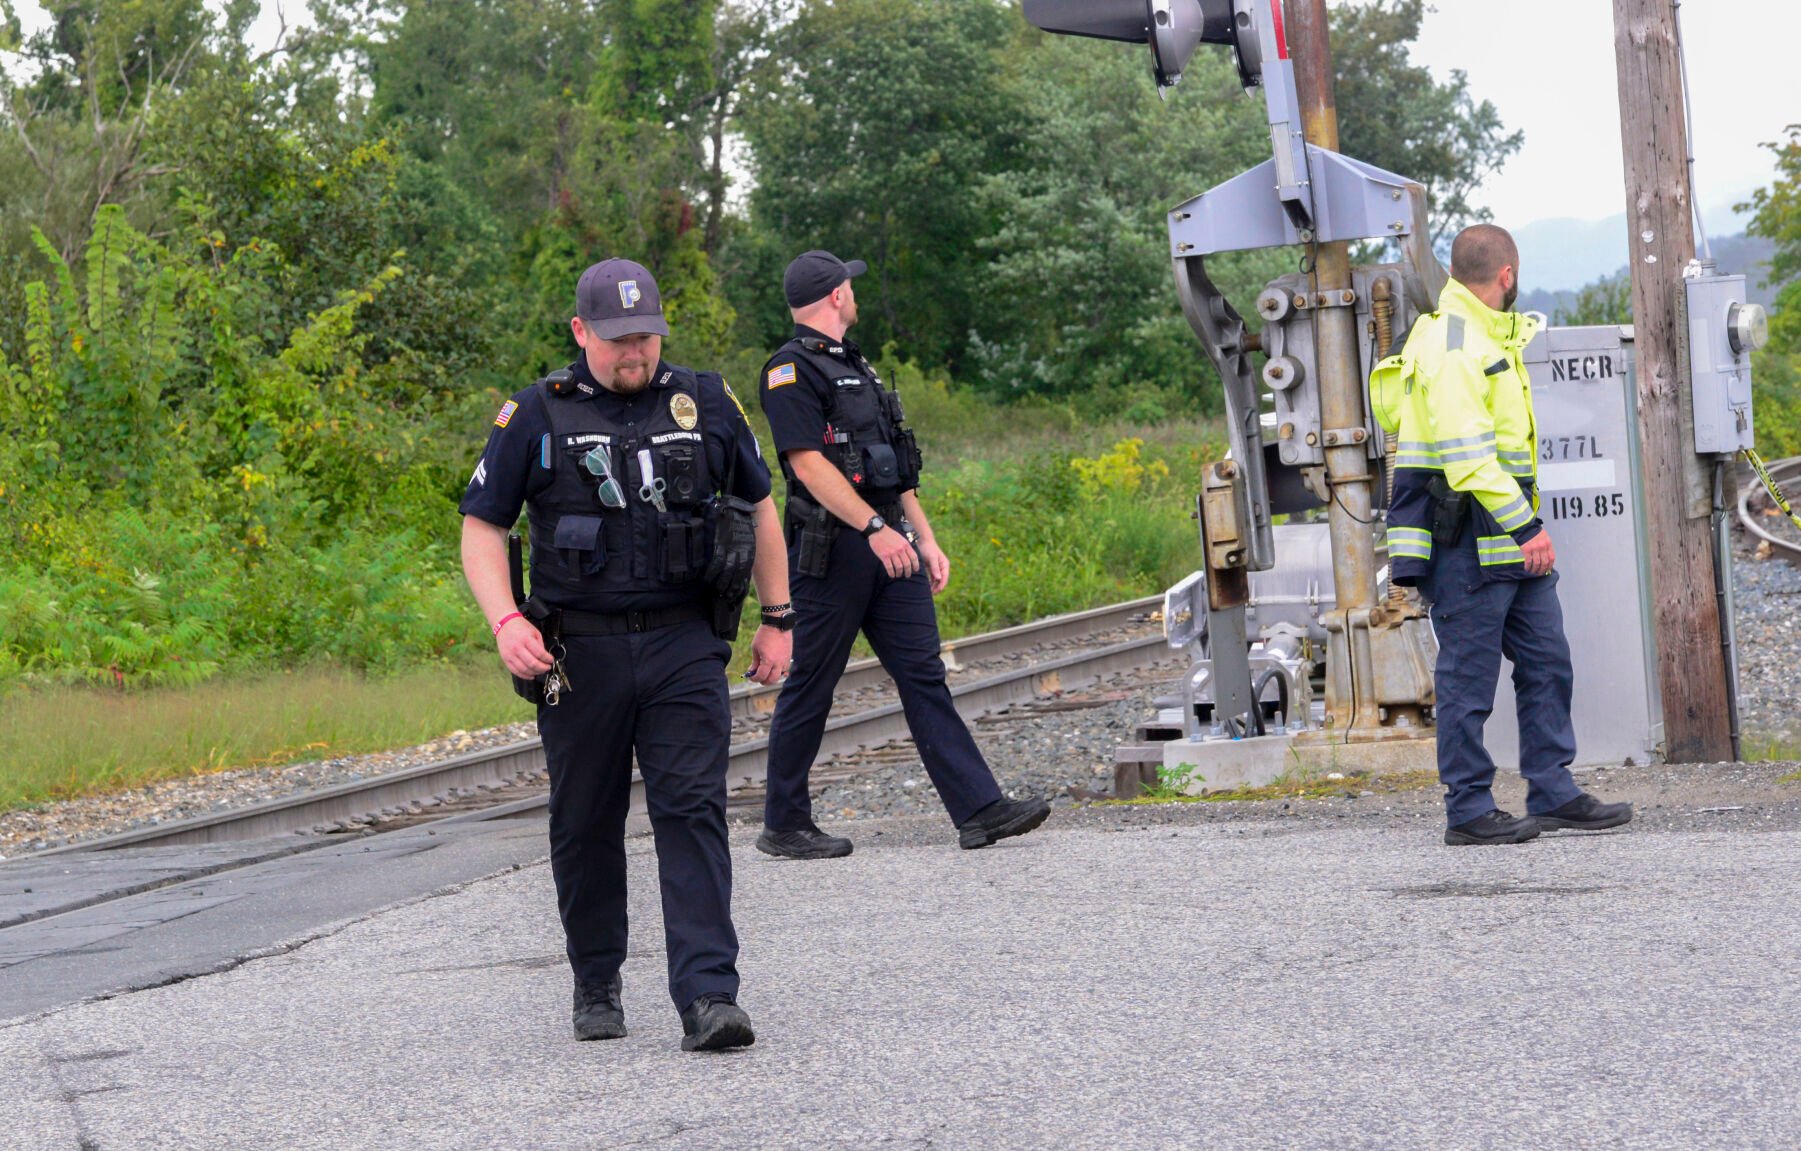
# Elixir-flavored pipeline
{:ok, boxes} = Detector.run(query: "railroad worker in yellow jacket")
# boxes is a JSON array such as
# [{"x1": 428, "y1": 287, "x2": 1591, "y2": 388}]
[{"x1": 1375, "y1": 224, "x2": 1632, "y2": 846}]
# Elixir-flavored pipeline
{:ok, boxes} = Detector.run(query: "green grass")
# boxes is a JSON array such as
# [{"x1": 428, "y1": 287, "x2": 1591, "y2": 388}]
[
  {"x1": 2, "y1": 374, "x2": 1230, "y2": 814},
  {"x1": 1741, "y1": 732, "x2": 1801, "y2": 768},
  {"x1": 0, "y1": 658, "x2": 531, "y2": 810}
]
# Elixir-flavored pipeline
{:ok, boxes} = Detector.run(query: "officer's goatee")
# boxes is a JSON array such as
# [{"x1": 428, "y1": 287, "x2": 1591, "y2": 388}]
[{"x1": 606, "y1": 365, "x2": 653, "y2": 394}]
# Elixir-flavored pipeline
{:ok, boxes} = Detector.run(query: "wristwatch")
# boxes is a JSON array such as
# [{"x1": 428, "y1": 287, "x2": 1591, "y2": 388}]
[
  {"x1": 860, "y1": 514, "x2": 886, "y2": 537},
  {"x1": 760, "y1": 603, "x2": 798, "y2": 632}
]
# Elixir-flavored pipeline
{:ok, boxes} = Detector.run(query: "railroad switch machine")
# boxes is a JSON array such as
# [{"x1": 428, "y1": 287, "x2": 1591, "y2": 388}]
[{"x1": 1484, "y1": 324, "x2": 1663, "y2": 768}]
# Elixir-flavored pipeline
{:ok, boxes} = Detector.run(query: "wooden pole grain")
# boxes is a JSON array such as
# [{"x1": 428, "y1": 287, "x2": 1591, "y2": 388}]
[{"x1": 1612, "y1": 0, "x2": 1733, "y2": 763}]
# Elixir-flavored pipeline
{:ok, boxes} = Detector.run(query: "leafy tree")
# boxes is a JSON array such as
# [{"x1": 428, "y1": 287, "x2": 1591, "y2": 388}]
[
  {"x1": 1741, "y1": 125, "x2": 1800, "y2": 353},
  {"x1": 964, "y1": 27, "x2": 1272, "y2": 401},
  {"x1": 1552, "y1": 272, "x2": 1633, "y2": 327},
  {"x1": 1740, "y1": 124, "x2": 1801, "y2": 455},
  {"x1": 325, "y1": 0, "x2": 602, "y2": 232},
  {"x1": 961, "y1": 0, "x2": 1514, "y2": 401},
  {"x1": 0, "y1": 0, "x2": 242, "y2": 260},
  {"x1": 737, "y1": 0, "x2": 1024, "y2": 369},
  {"x1": 325, "y1": 0, "x2": 736, "y2": 375},
  {"x1": 0, "y1": 0, "x2": 1541, "y2": 689},
  {"x1": 1331, "y1": 0, "x2": 1523, "y2": 239}
]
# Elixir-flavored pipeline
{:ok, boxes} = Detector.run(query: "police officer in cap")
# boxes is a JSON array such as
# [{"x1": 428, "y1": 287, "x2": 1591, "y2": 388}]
[
  {"x1": 460, "y1": 257, "x2": 795, "y2": 1049},
  {"x1": 754, "y1": 250, "x2": 1051, "y2": 858}
]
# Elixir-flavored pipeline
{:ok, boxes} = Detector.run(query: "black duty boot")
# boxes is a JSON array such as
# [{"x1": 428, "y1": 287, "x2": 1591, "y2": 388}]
[
  {"x1": 957, "y1": 796, "x2": 1051, "y2": 850},
  {"x1": 573, "y1": 974, "x2": 626, "y2": 1041},
  {"x1": 1444, "y1": 809, "x2": 1541, "y2": 846},
  {"x1": 1535, "y1": 793, "x2": 1634, "y2": 832},
  {"x1": 680, "y1": 994, "x2": 755, "y2": 1052},
  {"x1": 756, "y1": 825, "x2": 853, "y2": 859}
]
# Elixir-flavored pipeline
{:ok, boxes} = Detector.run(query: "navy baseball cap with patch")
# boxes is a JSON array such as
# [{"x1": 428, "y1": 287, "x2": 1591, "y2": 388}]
[
  {"x1": 577, "y1": 258, "x2": 670, "y2": 339},
  {"x1": 784, "y1": 250, "x2": 867, "y2": 308}
]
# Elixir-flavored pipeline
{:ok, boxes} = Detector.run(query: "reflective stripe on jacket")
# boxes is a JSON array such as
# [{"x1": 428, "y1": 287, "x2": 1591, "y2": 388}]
[{"x1": 1376, "y1": 278, "x2": 1543, "y2": 585}]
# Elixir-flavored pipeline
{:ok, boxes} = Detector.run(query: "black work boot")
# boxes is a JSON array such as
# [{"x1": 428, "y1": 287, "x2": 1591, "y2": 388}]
[
  {"x1": 680, "y1": 994, "x2": 755, "y2": 1052},
  {"x1": 1535, "y1": 793, "x2": 1634, "y2": 832},
  {"x1": 957, "y1": 796, "x2": 1051, "y2": 850},
  {"x1": 756, "y1": 825, "x2": 853, "y2": 859},
  {"x1": 573, "y1": 974, "x2": 626, "y2": 1041},
  {"x1": 1444, "y1": 809, "x2": 1541, "y2": 846}
]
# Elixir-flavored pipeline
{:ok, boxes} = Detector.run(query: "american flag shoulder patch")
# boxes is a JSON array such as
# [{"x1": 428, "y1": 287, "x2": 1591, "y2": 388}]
[
  {"x1": 766, "y1": 363, "x2": 797, "y2": 389},
  {"x1": 494, "y1": 400, "x2": 519, "y2": 428}
]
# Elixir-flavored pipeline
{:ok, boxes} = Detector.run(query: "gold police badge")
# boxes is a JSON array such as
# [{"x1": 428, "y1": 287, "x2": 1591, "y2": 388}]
[{"x1": 670, "y1": 392, "x2": 699, "y2": 430}]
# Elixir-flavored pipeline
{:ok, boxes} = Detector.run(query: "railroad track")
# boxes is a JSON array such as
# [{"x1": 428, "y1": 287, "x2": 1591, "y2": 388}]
[
  {"x1": 1739, "y1": 454, "x2": 1801, "y2": 567},
  {"x1": 36, "y1": 596, "x2": 1167, "y2": 856}
]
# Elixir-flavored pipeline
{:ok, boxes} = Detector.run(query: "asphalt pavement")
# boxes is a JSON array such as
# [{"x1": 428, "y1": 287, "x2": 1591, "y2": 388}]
[{"x1": 3, "y1": 769, "x2": 1798, "y2": 1151}]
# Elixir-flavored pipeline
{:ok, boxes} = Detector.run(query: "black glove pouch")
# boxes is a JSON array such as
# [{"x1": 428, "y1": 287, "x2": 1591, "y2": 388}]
[
  {"x1": 705, "y1": 496, "x2": 758, "y2": 602},
  {"x1": 861, "y1": 442, "x2": 900, "y2": 489}
]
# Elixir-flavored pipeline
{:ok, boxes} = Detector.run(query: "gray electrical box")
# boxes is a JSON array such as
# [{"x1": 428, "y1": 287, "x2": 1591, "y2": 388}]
[
  {"x1": 1485, "y1": 325, "x2": 1663, "y2": 769},
  {"x1": 1686, "y1": 268, "x2": 1758, "y2": 454}
]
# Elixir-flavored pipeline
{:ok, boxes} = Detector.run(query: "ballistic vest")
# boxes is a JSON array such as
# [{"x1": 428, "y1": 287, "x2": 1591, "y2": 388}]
[
  {"x1": 777, "y1": 336, "x2": 921, "y2": 507},
  {"x1": 526, "y1": 364, "x2": 718, "y2": 607}
]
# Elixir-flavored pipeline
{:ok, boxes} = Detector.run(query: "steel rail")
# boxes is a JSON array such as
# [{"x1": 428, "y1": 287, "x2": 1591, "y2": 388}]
[
  {"x1": 38, "y1": 599, "x2": 1165, "y2": 855},
  {"x1": 449, "y1": 632, "x2": 1172, "y2": 829},
  {"x1": 726, "y1": 594, "x2": 1159, "y2": 719},
  {"x1": 1738, "y1": 455, "x2": 1801, "y2": 567}
]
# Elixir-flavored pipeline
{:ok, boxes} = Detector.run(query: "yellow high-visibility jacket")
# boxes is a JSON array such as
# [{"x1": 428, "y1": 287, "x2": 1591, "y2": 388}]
[{"x1": 1371, "y1": 278, "x2": 1543, "y2": 585}]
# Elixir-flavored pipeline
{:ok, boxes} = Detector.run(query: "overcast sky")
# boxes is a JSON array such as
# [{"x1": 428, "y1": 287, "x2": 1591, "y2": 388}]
[
  {"x1": 1412, "y1": 0, "x2": 1797, "y2": 229},
  {"x1": 10, "y1": 0, "x2": 1799, "y2": 231}
]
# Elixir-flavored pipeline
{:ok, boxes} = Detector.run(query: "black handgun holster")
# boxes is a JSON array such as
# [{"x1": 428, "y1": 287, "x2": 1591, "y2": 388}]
[
  {"x1": 1426, "y1": 476, "x2": 1471, "y2": 544},
  {"x1": 788, "y1": 494, "x2": 834, "y2": 579},
  {"x1": 506, "y1": 533, "x2": 554, "y2": 704},
  {"x1": 510, "y1": 598, "x2": 557, "y2": 705}
]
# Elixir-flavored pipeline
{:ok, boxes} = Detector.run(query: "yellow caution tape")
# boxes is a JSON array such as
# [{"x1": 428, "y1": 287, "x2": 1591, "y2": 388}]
[{"x1": 1742, "y1": 448, "x2": 1801, "y2": 533}]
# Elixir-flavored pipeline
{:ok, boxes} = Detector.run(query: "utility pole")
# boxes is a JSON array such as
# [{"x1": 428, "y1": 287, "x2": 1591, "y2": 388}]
[
  {"x1": 1284, "y1": 0, "x2": 1377, "y2": 628},
  {"x1": 1284, "y1": 0, "x2": 1419, "y2": 740},
  {"x1": 1612, "y1": 0, "x2": 1734, "y2": 763}
]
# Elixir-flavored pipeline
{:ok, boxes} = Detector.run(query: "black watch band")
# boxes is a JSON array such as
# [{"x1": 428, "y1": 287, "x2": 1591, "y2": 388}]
[
  {"x1": 762, "y1": 611, "x2": 798, "y2": 632},
  {"x1": 860, "y1": 515, "x2": 886, "y2": 538}
]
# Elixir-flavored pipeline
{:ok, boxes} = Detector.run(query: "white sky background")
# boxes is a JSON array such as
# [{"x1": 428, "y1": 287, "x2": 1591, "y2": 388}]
[
  {"x1": 10, "y1": 0, "x2": 1799, "y2": 230},
  {"x1": 1411, "y1": 0, "x2": 1798, "y2": 229}
]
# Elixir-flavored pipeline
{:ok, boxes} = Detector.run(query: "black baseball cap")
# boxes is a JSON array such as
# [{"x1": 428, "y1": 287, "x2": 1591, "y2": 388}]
[
  {"x1": 784, "y1": 250, "x2": 867, "y2": 308},
  {"x1": 576, "y1": 258, "x2": 670, "y2": 339}
]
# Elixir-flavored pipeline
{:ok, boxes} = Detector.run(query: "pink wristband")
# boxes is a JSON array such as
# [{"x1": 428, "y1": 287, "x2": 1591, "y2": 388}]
[{"x1": 492, "y1": 611, "x2": 524, "y2": 636}]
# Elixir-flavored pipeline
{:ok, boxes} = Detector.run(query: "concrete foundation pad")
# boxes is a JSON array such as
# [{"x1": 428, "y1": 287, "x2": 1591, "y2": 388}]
[
  {"x1": 1287, "y1": 731, "x2": 1439, "y2": 778},
  {"x1": 1160, "y1": 730, "x2": 1438, "y2": 793},
  {"x1": 1161, "y1": 734, "x2": 1299, "y2": 793}
]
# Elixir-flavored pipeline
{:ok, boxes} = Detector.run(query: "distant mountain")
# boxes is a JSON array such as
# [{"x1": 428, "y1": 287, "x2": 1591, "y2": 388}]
[
  {"x1": 1514, "y1": 215, "x2": 1637, "y2": 296},
  {"x1": 1512, "y1": 194, "x2": 1760, "y2": 295},
  {"x1": 1516, "y1": 231, "x2": 1780, "y2": 320}
]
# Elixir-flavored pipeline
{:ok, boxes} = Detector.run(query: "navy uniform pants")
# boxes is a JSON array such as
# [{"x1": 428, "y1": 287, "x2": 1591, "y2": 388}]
[
  {"x1": 535, "y1": 617, "x2": 739, "y2": 1012},
  {"x1": 764, "y1": 524, "x2": 1004, "y2": 831},
  {"x1": 1425, "y1": 523, "x2": 1583, "y2": 828}
]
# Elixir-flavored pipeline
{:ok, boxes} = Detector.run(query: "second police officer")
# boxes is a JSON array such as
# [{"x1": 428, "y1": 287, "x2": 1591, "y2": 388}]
[
  {"x1": 459, "y1": 258, "x2": 795, "y2": 1050},
  {"x1": 754, "y1": 250, "x2": 1052, "y2": 858}
]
